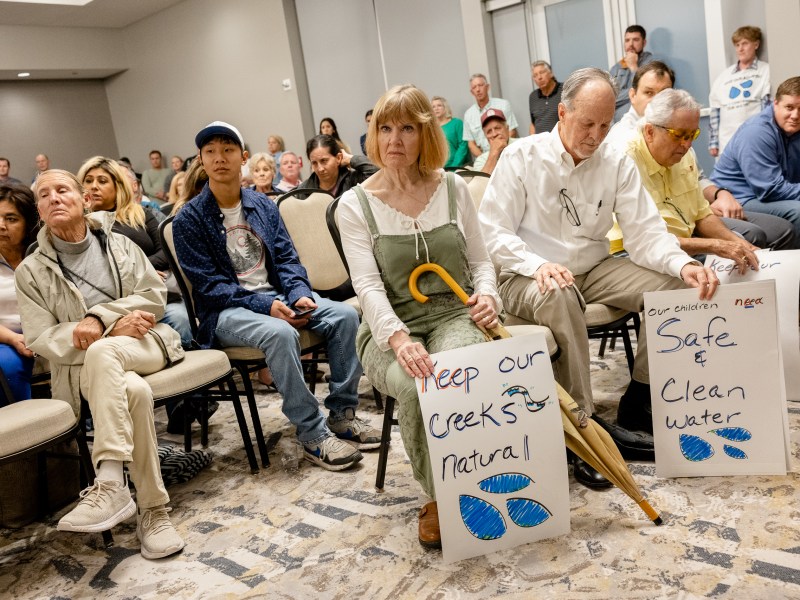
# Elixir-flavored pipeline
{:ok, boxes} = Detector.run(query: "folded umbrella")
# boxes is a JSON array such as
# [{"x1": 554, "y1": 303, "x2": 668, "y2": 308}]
[{"x1": 409, "y1": 262, "x2": 661, "y2": 525}]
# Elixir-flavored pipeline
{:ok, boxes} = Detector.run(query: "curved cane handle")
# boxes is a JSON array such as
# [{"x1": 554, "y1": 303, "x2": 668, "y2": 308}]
[{"x1": 408, "y1": 263, "x2": 470, "y2": 305}]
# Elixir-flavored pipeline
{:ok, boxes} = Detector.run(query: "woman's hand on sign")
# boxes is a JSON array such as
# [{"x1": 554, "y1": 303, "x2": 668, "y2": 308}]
[
  {"x1": 467, "y1": 293, "x2": 499, "y2": 330},
  {"x1": 389, "y1": 330, "x2": 434, "y2": 379}
]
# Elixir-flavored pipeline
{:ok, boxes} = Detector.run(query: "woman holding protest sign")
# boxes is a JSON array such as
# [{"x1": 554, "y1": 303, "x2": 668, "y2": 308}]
[{"x1": 338, "y1": 84, "x2": 500, "y2": 549}]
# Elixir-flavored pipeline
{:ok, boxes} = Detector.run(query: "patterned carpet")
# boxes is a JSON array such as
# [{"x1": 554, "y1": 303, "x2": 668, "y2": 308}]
[{"x1": 1, "y1": 340, "x2": 799, "y2": 600}]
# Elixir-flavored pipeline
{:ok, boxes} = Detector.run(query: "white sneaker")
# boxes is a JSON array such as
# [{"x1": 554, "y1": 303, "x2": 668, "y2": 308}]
[
  {"x1": 303, "y1": 436, "x2": 363, "y2": 471},
  {"x1": 57, "y1": 479, "x2": 136, "y2": 533},
  {"x1": 327, "y1": 413, "x2": 382, "y2": 450},
  {"x1": 137, "y1": 506, "x2": 185, "y2": 559}
]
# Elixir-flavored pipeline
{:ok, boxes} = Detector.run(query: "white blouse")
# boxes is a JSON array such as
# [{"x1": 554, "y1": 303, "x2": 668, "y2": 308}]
[
  {"x1": 0, "y1": 255, "x2": 22, "y2": 333},
  {"x1": 339, "y1": 172, "x2": 501, "y2": 352}
]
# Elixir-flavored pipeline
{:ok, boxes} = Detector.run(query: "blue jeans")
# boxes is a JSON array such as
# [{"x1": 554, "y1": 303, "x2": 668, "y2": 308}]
[
  {"x1": 162, "y1": 300, "x2": 193, "y2": 349},
  {"x1": 0, "y1": 343, "x2": 34, "y2": 405},
  {"x1": 214, "y1": 293, "x2": 362, "y2": 444},
  {"x1": 741, "y1": 199, "x2": 800, "y2": 246}
]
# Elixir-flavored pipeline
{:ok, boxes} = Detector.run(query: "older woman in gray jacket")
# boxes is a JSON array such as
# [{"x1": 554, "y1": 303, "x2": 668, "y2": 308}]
[{"x1": 16, "y1": 169, "x2": 185, "y2": 560}]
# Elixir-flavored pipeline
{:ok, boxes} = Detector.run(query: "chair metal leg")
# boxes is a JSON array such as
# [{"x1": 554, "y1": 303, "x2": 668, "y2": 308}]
[
  {"x1": 620, "y1": 325, "x2": 635, "y2": 375},
  {"x1": 183, "y1": 399, "x2": 192, "y2": 452},
  {"x1": 236, "y1": 369, "x2": 270, "y2": 468},
  {"x1": 372, "y1": 386, "x2": 384, "y2": 411},
  {"x1": 375, "y1": 395, "x2": 396, "y2": 492},
  {"x1": 227, "y1": 377, "x2": 260, "y2": 474},
  {"x1": 598, "y1": 333, "x2": 609, "y2": 358}
]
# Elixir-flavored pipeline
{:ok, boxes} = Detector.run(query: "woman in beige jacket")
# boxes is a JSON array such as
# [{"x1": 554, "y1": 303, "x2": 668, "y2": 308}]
[{"x1": 16, "y1": 169, "x2": 185, "y2": 560}]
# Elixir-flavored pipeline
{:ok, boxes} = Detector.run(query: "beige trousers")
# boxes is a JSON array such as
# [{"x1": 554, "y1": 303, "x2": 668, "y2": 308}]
[
  {"x1": 79, "y1": 334, "x2": 168, "y2": 509},
  {"x1": 499, "y1": 257, "x2": 686, "y2": 414}
]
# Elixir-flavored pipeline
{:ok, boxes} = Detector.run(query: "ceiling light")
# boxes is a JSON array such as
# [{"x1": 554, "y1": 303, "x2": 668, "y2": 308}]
[{"x1": 17, "y1": 72, "x2": 31, "y2": 78}]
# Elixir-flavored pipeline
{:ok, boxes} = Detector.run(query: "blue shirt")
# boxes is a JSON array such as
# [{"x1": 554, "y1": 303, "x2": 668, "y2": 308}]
[
  {"x1": 172, "y1": 184, "x2": 312, "y2": 348},
  {"x1": 711, "y1": 105, "x2": 800, "y2": 205}
]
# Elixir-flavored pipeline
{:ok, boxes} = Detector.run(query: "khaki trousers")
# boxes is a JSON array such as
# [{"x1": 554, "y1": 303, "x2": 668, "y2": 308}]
[
  {"x1": 499, "y1": 257, "x2": 686, "y2": 414},
  {"x1": 79, "y1": 334, "x2": 168, "y2": 509}
]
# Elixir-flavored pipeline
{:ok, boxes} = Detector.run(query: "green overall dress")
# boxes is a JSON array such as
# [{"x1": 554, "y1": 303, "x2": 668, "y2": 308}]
[{"x1": 353, "y1": 172, "x2": 486, "y2": 498}]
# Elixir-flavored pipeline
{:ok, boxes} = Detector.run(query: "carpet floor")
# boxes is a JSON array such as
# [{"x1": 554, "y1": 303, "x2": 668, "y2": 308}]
[{"x1": 1, "y1": 340, "x2": 798, "y2": 600}]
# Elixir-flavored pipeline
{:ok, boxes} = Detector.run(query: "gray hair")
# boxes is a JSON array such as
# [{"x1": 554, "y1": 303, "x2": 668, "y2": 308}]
[
  {"x1": 469, "y1": 73, "x2": 488, "y2": 85},
  {"x1": 560, "y1": 68, "x2": 617, "y2": 110},
  {"x1": 248, "y1": 152, "x2": 275, "y2": 173},
  {"x1": 643, "y1": 88, "x2": 701, "y2": 127},
  {"x1": 531, "y1": 60, "x2": 552, "y2": 72}
]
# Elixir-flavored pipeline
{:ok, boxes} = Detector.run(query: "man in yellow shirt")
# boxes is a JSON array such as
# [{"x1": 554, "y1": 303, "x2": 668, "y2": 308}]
[{"x1": 626, "y1": 89, "x2": 759, "y2": 272}]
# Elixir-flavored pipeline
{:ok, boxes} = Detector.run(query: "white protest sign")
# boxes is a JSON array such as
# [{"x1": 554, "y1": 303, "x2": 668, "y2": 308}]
[
  {"x1": 417, "y1": 333, "x2": 569, "y2": 563},
  {"x1": 705, "y1": 249, "x2": 800, "y2": 400},
  {"x1": 644, "y1": 281, "x2": 789, "y2": 478}
]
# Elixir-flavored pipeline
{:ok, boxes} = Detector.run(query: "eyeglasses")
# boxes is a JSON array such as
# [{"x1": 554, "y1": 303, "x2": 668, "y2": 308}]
[
  {"x1": 661, "y1": 197, "x2": 690, "y2": 226},
  {"x1": 655, "y1": 125, "x2": 701, "y2": 142},
  {"x1": 558, "y1": 188, "x2": 581, "y2": 226}
]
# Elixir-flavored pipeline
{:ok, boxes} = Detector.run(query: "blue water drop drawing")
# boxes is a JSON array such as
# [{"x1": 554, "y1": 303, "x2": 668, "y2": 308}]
[
  {"x1": 478, "y1": 473, "x2": 532, "y2": 494},
  {"x1": 679, "y1": 433, "x2": 714, "y2": 461},
  {"x1": 729, "y1": 87, "x2": 741, "y2": 99},
  {"x1": 741, "y1": 80, "x2": 753, "y2": 88},
  {"x1": 744, "y1": 91, "x2": 751, "y2": 98},
  {"x1": 502, "y1": 385, "x2": 547, "y2": 413},
  {"x1": 506, "y1": 498, "x2": 551, "y2": 528},
  {"x1": 710, "y1": 427, "x2": 752, "y2": 442},
  {"x1": 459, "y1": 495, "x2": 507, "y2": 540},
  {"x1": 723, "y1": 445, "x2": 748, "y2": 460}
]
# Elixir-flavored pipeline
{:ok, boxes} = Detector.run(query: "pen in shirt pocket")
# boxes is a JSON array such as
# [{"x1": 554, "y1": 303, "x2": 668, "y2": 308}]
[{"x1": 595, "y1": 199, "x2": 603, "y2": 216}]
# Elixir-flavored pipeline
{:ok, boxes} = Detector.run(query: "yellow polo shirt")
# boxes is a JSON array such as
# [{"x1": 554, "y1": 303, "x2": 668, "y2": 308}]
[
  {"x1": 627, "y1": 132, "x2": 712, "y2": 238},
  {"x1": 607, "y1": 132, "x2": 712, "y2": 252}
]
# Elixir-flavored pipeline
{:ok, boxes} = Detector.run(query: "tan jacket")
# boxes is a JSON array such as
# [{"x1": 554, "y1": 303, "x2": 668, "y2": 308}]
[{"x1": 15, "y1": 212, "x2": 184, "y2": 415}]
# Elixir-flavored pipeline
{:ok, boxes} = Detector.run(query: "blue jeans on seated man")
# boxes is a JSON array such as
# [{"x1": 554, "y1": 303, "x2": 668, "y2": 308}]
[
  {"x1": 214, "y1": 292, "x2": 362, "y2": 445},
  {"x1": 0, "y1": 343, "x2": 34, "y2": 405}
]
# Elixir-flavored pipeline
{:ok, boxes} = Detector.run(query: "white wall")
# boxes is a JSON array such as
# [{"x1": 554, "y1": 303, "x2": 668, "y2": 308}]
[
  {"x1": 105, "y1": 0, "x2": 310, "y2": 174},
  {"x1": 0, "y1": 80, "x2": 118, "y2": 181},
  {"x1": 0, "y1": 24, "x2": 125, "y2": 75},
  {"x1": 764, "y1": 0, "x2": 800, "y2": 86}
]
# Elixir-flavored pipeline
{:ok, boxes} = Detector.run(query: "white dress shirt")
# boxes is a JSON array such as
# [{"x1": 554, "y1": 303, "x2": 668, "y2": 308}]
[
  {"x1": 603, "y1": 106, "x2": 641, "y2": 153},
  {"x1": 339, "y1": 172, "x2": 501, "y2": 351},
  {"x1": 478, "y1": 127, "x2": 694, "y2": 279}
]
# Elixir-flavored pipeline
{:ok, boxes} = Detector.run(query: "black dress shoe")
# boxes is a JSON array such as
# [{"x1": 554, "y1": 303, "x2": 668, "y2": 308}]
[
  {"x1": 569, "y1": 453, "x2": 613, "y2": 489},
  {"x1": 592, "y1": 415, "x2": 655, "y2": 462},
  {"x1": 617, "y1": 380, "x2": 653, "y2": 434}
]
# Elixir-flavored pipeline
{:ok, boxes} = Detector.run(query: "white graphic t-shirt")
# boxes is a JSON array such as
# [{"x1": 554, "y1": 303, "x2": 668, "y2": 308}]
[{"x1": 220, "y1": 203, "x2": 273, "y2": 292}]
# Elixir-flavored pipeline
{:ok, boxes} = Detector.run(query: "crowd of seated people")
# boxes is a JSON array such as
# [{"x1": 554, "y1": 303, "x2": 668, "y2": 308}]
[{"x1": 2, "y1": 22, "x2": 797, "y2": 559}]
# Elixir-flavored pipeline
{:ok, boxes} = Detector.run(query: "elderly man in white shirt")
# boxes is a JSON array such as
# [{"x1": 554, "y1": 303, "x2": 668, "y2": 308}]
[{"x1": 479, "y1": 68, "x2": 720, "y2": 466}]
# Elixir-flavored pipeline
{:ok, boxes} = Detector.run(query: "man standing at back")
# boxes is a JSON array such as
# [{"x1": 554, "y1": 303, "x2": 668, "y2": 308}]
[
  {"x1": 173, "y1": 121, "x2": 379, "y2": 471},
  {"x1": 528, "y1": 61, "x2": 562, "y2": 135},
  {"x1": 610, "y1": 25, "x2": 654, "y2": 122},
  {"x1": 479, "y1": 68, "x2": 719, "y2": 473},
  {"x1": 142, "y1": 150, "x2": 168, "y2": 201},
  {"x1": 463, "y1": 74, "x2": 518, "y2": 157}
]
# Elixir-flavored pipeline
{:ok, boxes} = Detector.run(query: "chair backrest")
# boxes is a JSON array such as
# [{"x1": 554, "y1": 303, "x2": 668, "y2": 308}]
[
  {"x1": 454, "y1": 168, "x2": 490, "y2": 183},
  {"x1": 325, "y1": 197, "x2": 350, "y2": 276},
  {"x1": 158, "y1": 216, "x2": 200, "y2": 340},
  {"x1": 277, "y1": 188, "x2": 353, "y2": 300},
  {"x1": 467, "y1": 175, "x2": 490, "y2": 211}
]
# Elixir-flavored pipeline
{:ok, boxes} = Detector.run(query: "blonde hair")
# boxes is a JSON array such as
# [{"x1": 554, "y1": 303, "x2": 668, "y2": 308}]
[
  {"x1": 77, "y1": 156, "x2": 145, "y2": 229},
  {"x1": 366, "y1": 84, "x2": 448, "y2": 176},
  {"x1": 172, "y1": 158, "x2": 207, "y2": 215},
  {"x1": 248, "y1": 152, "x2": 276, "y2": 174},
  {"x1": 268, "y1": 135, "x2": 285, "y2": 152},
  {"x1": 167, "y1": 171, "x2": 186, "y2": 204},
  {"x1": 430, "y1": 96, "x2": 453, "y2": 120}
]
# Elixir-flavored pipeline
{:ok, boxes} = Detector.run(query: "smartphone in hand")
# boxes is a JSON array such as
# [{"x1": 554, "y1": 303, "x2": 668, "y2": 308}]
[{"x1": 292, "y1": 307, "x2": 315, "y2": 318}]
